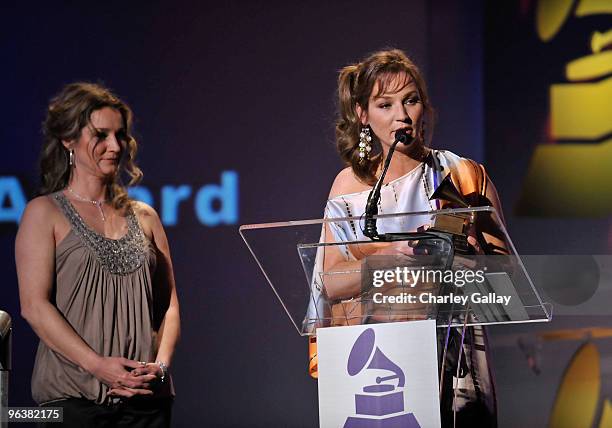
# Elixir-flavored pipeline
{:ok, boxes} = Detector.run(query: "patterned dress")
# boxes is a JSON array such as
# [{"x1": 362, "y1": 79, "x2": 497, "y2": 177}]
[{"x1": 305, "y1": 151, "x2": 498, "y2": 426}]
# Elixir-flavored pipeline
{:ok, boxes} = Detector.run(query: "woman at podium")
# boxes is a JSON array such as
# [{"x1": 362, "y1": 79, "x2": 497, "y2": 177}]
[
  {"x1": 308, "y1": 49, "x2": 504, "y2": 426},
  {"x1": 15, "y1": 82, "x2": 180, "y2": 427}
]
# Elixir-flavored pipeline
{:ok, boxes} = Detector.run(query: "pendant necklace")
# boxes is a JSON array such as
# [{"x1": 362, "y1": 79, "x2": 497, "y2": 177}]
[{"x1": 67, "y1": 187, "x2": 107, "y2": 222}]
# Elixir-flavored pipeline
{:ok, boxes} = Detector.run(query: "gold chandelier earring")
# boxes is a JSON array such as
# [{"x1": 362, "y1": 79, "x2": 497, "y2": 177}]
[{"x1": 358, "y1": 126, "x2": 372, "y2": 163}]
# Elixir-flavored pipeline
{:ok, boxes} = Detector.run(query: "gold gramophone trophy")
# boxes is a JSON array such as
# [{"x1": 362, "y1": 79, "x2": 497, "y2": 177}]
[{"x1": 428, "y1": 174, "x2": 477, "y2": 255}]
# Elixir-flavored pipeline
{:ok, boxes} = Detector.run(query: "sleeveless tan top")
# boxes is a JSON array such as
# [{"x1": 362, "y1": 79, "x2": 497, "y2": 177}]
[{"x1": 31, "y1": 192, "x2": 157, "y2": 405}]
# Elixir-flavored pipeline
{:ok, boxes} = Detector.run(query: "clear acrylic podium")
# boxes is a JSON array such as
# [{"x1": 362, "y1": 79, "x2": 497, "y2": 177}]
[
  {"x1": 240, "y1": 207, "x2": 551, "y2": 426},
  {"x1": 239, "y1": 207, "x2": 551, "y2": 335}
]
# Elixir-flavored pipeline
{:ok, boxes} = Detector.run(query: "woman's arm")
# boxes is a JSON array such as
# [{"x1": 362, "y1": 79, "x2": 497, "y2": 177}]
[
  {"x1": 484, "y1": 174, "x2": 505, "y2": 224},
  {"x1": 322, "y1": 224, "x2": 415, "y2": 300},
  {"x1": 112, "y1": 203, "x2": 180, "y2": 396},
  {"x1": 480, "y1": 169, "x2": 509, "y2": 254},
  {"x1": 135, "y1": 203, "x2": 180, "y2": 368},
  {"x1": 16, "y1": 197, "x2": 155, "y2": 394},
  {"x1": 151, "y1": 214, "x2": 180, "y2": 368},
  {"x1": 321, "y1": 169, "x2": 414, "y2": 300}
]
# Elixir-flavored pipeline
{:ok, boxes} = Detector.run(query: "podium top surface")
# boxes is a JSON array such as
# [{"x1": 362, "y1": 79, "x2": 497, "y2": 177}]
[{"x1": 240, "y1": 208, "x2": 552, "y2": 336}]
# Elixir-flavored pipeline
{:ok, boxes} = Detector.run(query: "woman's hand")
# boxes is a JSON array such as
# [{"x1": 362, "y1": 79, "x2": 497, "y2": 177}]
[
  {"x1": 108, "y1": 362, "x2": 166, "y2": 398},
  {"x1": 370, "y1": 240, "x2": 416, "y2": 256},
  {"x1": 466, "y1": 223, "x2": 485, "y2": 255},
  {"x1": 367, "y1": 225, "x2": 433, "y2": 257},
  {"x1": 89, "y1": 357, "x2": 157, "y2": 397}
]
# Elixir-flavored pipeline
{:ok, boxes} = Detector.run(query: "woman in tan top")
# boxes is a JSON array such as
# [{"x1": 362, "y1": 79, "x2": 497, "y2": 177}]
[{"x1": 15, "y1": 83, "x2": 180, "y2": 427}]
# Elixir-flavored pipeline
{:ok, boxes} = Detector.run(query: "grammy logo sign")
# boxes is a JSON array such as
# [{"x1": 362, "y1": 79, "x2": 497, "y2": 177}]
[
  {"x1": 343, "y1": 328, "x2": 420, "y2": 428},
  {"x1": 317, "y1": 321, "x2": 440, "y2": 427}
]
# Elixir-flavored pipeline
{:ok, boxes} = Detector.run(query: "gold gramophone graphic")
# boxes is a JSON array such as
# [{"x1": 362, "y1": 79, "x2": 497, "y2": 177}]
[{"x1": 517, "y1": 0, "x2": 612, "y2": 216}]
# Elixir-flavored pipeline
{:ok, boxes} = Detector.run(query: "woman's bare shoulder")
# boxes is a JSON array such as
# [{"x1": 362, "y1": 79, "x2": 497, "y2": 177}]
[
  {"x1": 18, "y1": 195, "x2": 63, "y2": 236},
  {"x1": 131, "y1": 200, "x2": 173, "y2": 253},
  {"x1": 22, "y1": 195, "x2": 61, "y2": 221},
  {"x1": 131, "y1": 200, "x2": 158, "y2": 219},
  {"x1": 328, "y1": 167, "x2": 371, "y2": 199},
  {"x1": 131, "y1": 200, "x2": 161, "y2": 237}
]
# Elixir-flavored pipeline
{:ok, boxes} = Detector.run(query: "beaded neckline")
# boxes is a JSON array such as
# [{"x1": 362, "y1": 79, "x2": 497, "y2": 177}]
[
  {"x1": 53, "y1": 192, "x2": 147, "y2": 275},
  {"x1": 60, "y1": 193, "x2": 131, "y2": 242}
]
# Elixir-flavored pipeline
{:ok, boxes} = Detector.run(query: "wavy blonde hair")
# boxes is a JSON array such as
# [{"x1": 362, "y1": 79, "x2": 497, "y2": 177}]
[
  {"x1": 40, "y1": 82, "x2": 142, "y2": 211},
  {"x1": 336, "y1": 49, "x2": 434, "y2": 185}
]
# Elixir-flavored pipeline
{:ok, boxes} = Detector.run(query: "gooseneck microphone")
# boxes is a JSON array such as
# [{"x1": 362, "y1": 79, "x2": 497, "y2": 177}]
[
  {"x1": 394, "y1": 129, "x2": 412, "y2": 145},
  {"x1": 363, "y1": 128, "x2": 414, "y2": 240}
]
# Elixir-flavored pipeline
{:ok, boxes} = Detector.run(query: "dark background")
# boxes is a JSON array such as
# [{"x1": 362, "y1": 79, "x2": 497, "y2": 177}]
[{"x1": 2, "y1": 1, "x2": 610, "y2": 427}]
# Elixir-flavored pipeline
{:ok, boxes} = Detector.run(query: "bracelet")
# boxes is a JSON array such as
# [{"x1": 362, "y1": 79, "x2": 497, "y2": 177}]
[{"x1": 156, "y1": 361, "x2": 168, "y2": 383}]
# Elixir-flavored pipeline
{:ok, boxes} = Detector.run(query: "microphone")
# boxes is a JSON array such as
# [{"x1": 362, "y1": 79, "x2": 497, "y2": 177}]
[
  {"x1": 394, "y1": 128, "x2": 413, "y2": 145},
  {"x1": 363, "y1": 129, "x2": 413, "y2": 240}
]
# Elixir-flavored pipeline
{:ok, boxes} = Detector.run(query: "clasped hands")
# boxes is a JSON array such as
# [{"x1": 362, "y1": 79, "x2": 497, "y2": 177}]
[{"x1": 89, "y1": 356, "x2": 164, "y2": 398}]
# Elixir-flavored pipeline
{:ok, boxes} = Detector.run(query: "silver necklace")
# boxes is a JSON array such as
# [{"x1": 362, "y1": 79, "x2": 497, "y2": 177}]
[{"x1": 67, "y1": 187, "x2": 107, "y2": 222}]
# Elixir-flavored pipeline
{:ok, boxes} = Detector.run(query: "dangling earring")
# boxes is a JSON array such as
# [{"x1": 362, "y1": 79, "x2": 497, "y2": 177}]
[
  {"x1": 69, "y1": 149, "x2": 75, "y2": 167},
  {"x1": 358, "y1": 126, "x2": 372, "y2": 163}
]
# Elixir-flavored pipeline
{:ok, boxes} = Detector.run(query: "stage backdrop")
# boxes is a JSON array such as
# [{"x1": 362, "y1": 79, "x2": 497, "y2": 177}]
[
  {"x1": 485, "y1": 1, "x2": 612, "y2": 427},
  {"x1": 1, "y1": 1, "x2": 485, "y2": 426}
]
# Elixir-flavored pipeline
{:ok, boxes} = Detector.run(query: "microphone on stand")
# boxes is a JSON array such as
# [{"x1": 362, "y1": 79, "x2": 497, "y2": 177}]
[
  {"x1": 394, "y1": 128, "x2": 412, "y2": 145},
  {"x1": 363, "y1": 127, "x2": 414, "y2": 241}
]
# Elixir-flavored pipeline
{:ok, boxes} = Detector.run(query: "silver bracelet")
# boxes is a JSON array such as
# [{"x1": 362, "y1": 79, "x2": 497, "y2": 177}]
[{"x1": 156, "y1": 361, "x2": 168, "y2": 383}]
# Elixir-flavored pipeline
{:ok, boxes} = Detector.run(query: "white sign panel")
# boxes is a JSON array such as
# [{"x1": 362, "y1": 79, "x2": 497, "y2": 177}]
[{"x1": 317, "y1": 320, "x2": 440, "y2": 428}]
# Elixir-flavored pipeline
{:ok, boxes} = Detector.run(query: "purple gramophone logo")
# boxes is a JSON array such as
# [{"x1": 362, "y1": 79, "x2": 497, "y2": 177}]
[{"x1": 344, "y1": 328, "x2": 420, "y2": 428}]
